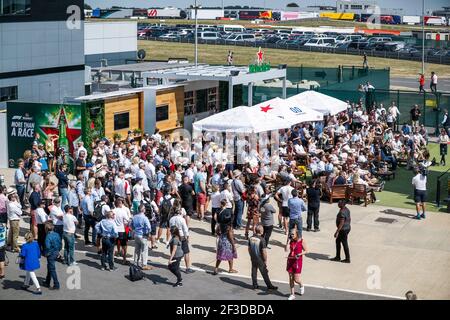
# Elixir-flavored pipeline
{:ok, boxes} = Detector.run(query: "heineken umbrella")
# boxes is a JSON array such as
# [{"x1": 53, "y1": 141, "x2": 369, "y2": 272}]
[
  {"x1": 286, "y1": 90, "x2": 348, "y2": 115},
  {"x1": 192, "y1": 106, "x2": 291, "y2": 134},
  {"x1": 252, "y1": 97, "x2": 323, "y2": 125}
]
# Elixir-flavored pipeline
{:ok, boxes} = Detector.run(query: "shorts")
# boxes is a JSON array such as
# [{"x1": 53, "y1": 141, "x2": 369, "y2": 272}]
[
  {"x1": 181, "y1": 238, "x2": 190, "y2": 254},
  {"x1": 150, "y1": 221, "x2": 157, "y2": 236},
  {"x1": 116, "y1": 232, "x2": 128, "y2": 246},
  {"x1": 414, "y1": 190, "x2": 427, "y2": 203},
  {"x1": 197, "y1": 193, "x2": 206, "y2": 206},
  {"x1": 281, "y1": 206, "x2": 290, "y2": 218},
  {"x1": 159, "y1": 219, "x2": 169, "y2": 229},
  {"x1": 0, "y1": 247, "x2": 5, "y2": 262}
]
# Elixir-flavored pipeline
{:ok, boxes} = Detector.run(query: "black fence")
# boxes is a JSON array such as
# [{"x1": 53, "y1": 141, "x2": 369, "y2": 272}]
[{"x1": 139, "y1": 37, "x2": 450, "y2": 65}]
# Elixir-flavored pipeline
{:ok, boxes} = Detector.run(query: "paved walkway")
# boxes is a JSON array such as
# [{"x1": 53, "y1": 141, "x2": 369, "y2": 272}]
[{"x1": 1, "y1": 168, "x2": 449, "y2": 299}]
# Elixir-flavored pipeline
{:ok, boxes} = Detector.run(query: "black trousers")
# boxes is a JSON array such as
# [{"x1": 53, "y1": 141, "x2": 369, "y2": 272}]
[
  {"x1": 307, "y1": 205, "x2": 320, "y2": 230},
  {"x1": 263, "y1": 225, "x2": 273, "y2": 246},
  {"x1": 84, "y1": 215, "x2": 96, "y2": 243},
  {"x1": 37, "y1": 224, "x2": 46, "y2": 254},
  {"x1": 336, "y1": 229, "x2": 350, "y2": 260},
  {"x1": 168, "y1": 256, "x2": 182, "y2": 282},
  {"x1": 251, "y1": 259, "x2": 274, "y2": 288}
]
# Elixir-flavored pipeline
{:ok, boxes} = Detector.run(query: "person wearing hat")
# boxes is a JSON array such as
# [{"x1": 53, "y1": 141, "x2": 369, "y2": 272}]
[
  {"x1": 6, "y1": 189, "x2": 22, "y2": 253},
  {"x1": 231, "y1": 169, "x2": 246, "y2": 230}
]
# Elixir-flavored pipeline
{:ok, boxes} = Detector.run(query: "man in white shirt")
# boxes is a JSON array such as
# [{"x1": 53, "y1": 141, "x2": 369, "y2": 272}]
[
  {"x1": 6, "y1": 192, "x2": 22, "y2": 252},
  {"x1": 49, "y1": 198, "x2": 64, "y2": 258},
  {"x1": 113, "y1": 198, "x2": 131, "y2": 264},
  {"x1": 132, "y1": 178, "x2": 144, "y2": 214},
  {"x1": 63, "y1": 206, "x2": 78, "y2": 266},
  {"x1": 274, "y1": 180, "x2": 294, "y2": 233},
  {"x1": 169, "y1": 208, "x2": 194, "y2": 273},
  {"x1": 412, "y1": 167, "x2": 427, "y2": 220},
  {"x1": 430, "y1": 71, "x2": 438, "y2": 92}
]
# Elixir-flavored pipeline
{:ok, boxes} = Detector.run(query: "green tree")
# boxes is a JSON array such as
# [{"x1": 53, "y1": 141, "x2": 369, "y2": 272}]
[{"x1": 84, "y1": 3, "x2": 92, "y2": 10}]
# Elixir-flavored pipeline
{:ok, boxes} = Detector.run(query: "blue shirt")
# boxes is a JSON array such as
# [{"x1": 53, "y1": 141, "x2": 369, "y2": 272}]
[
  {"x1": 211, "y1": 173, "x2": 222, "y2": 187},
  {"x1": 156, "y1": 172, "x2": 165, "y2": 190},
  {"x1": 14, "y1": 168, "x2": 25, "y2": 186},
  {"x1": 81, "y1": 195, "x2": 94, "y2": 216},
  {"x1": 68, "y1": 190, "x2": 79, "y2": 207},
  {"x1": 95, "y1": 218, "x2": 118, "y2": 239},
  {"x1": 194, "y1": 173, "x2": 205, "y2": 194},
  {"x1": 131, "y1": 213, "x2": 151, "y2": 237},
  {"x1": 288, "y1": 197, "x2": 306, "y2": 220},
  {"x1": 44, "y1": 231, "x2": 62, "y2": 256},
  {"x1": 20, "y1": 241, "x2": 41, "y2": 271}
]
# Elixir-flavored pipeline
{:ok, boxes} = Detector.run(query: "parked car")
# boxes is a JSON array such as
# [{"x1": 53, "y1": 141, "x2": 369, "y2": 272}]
[{"x1": 303, "y1": 37, "x2": 336, "y2": 47}]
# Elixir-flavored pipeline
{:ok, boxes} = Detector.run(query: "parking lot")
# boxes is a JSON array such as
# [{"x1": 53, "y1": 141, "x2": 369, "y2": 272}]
[{"x1": 137, "y1": 23, "x2": 450, "y2": 64}]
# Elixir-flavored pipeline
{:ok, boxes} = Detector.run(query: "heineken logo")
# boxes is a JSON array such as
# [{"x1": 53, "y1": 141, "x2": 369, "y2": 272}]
[
  {"x1": 249, "y1": 62, "x2": 271, "y2": 74},
  {"x1": 290, "y1": 106, "x2": 304, "y2": 114}
]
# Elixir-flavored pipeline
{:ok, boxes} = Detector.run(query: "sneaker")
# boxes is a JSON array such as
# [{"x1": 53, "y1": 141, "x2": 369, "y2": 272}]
[
  {"x1": 100, "y1": 267, "x2": 106, "y2": 271},
  {"x1": 420, "y1": 213, "x2": 426, "y2": 219},
  {"x1": 173, "y1": 281, "x2": 183, "y2": 287},
  {"x1": 314, "y1": 228, "x2": 320, "y2": 232},
  {"x1": 185, "y1": 268, "x2": 195, "y2": 274},
  {"x1": 109, "y1": 267, "x2": 117, "y2": 272},
  {"x1": 69, "y1": 262, "x2": 78, "y2": 266},
  {"x1": 299, "y1": 286, "x2": 305, "y2": 295},
  {"x1": 33, "y1": 289, "x2": 43, "y2": 295},
  {"x1": 49, "y1": 286, "x2": 60, "y2": 291},
  {"x1": 306, "y1": 228, "x2": 312, "y2": 232},
  {"x1": 288, "y1": 294, "x2": 296, "y2": 300},
  {"x1": 415, "y1": 215, "x2": 421, "y2": 220},
  {"x1": 341, "y1": 259, "x2": 351, "y2": 263},
  {"x1": 252, "y1": 285, "x2": 259, "y2": 290}
]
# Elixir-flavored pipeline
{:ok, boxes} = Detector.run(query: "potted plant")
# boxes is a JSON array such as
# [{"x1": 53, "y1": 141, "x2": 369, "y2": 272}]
[
  {"x1": 113, "y1": 133, "x2": 122, "y2": 143},
  {"x1": 133, "y1": 128, "x2": 143, "y2": 143}
]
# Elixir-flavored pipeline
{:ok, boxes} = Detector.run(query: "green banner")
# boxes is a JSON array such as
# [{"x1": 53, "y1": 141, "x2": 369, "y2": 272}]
[{"x1": 7, "y1": 102, "x2": 83, "y2": 168}]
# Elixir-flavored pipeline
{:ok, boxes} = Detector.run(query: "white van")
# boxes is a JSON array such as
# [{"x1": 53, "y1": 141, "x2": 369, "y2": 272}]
[
  {"x1": 226, "y1": 33, "x2": 256, "y2": 42},
  {"x1": 303, "y1": 37, "x2": 336, "y2": 47},
  {"x1": 217, "y1": 25, "x2": 246, "y2": 33},
  {"x1": 197, "y1": 32, "x2": 220, "y2": 40}
]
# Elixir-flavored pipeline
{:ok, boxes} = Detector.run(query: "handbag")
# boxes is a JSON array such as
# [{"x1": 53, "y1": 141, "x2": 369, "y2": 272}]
[
  {"x1": 16, "y1": 255, "x2": 25, "y2": 270},
  {"x1": 125, "y1": 225, "x2": 132, "y2": 240}
]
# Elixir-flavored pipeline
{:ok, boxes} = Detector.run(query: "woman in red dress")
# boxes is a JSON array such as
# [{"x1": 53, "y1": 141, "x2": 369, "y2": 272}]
[{"x1": 286, "y1": 228, "x2": 308, "y2": 300}]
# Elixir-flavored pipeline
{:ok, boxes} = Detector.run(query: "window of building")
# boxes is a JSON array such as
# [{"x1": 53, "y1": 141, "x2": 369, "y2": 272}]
[
  {"x1": 207, "y1": 87, "x2": 218, "y2": 112},
  {"x1": 156, "y1": 105, "x2": 169, "y2": 122},
  {"x1": 351, "y1": 5, "x2": 363, "y2": 9},
  {"x1": 0, "y1": 86, "x2": 18, "y2": 102},
  {"x1": 0, "y1": 0, "x2": 31, "y2": 16},
  {"x1": 344, "y1": 5, "x2": 349, "y2": 9},
  {"x1": 184, "y1": 91, "x2": 195, "y2": 115},
  {"x1": 114, "y1": 112, "x2": 130, "y2": 130},
  {"x1": 196, "y1": 89, "x2": 207, "y2": 113}
]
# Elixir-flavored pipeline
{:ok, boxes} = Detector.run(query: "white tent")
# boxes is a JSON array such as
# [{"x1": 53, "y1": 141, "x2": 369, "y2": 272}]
[
  {"x1": 192, "y1": 106, "x2": 291, "y2": 133},
  {"x1": 286, "y1": 90, "x2": 348, "y2": 115},
  {"x1": 252, "y1": 97, "x2": 323, "y2": 125}
]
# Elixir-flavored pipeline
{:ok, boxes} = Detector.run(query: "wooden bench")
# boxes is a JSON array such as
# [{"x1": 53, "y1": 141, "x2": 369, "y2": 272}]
[
  {"x1": 349, "y1": 184, "x2": 374, "y2": 207},
  {"x1": 328, "y1": 184, "x2": 350, "y2": 204}
]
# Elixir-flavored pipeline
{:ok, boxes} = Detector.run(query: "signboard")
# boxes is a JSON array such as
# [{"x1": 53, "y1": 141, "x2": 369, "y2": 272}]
[
  {"x1": 249, "y1": 47, "x2": 271, "y2": 73},
  {"x1": 6, "y1": 102, "x2": 82, "y2": 167}
]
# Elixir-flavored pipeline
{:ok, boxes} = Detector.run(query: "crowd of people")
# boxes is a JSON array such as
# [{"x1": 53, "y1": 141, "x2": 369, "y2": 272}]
[{"x1": 0, "y1": 95, "x2": 448, "y2": 298}]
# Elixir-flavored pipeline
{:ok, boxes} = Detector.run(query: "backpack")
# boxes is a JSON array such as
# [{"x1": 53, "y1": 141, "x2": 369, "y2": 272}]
[
  {"x1": 217, "y1": 208, "x2": 232, "y2": 225},
  {"x1": 129, "y1": 263, "x2": 144, "y2": 282},
  {"x1": 93, "y1": 201, "x2": 105, "y2": 222},
  {"x1": 160, "y1": 196, "x2": 172, "y2": 221},
  {"x1": 143, "y1": 199, "x2": 155, "y2": 221}
]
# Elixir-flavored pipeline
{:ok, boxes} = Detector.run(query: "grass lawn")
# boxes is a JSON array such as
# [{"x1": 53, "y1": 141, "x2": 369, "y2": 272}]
[
  {"x1": 138, "y1": 40, "x2": 450, "y2": 78},
  {"x1": 376, "y1": 143, "x2": 449, "y2": 213}
]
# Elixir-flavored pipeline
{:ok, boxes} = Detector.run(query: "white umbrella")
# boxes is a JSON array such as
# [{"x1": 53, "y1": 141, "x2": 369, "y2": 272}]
[
  {"x1": 286, "y1": 90, "x2": 348, "y2": 115},
  {"x1": 252, "y1": 97, "x2": 323, "y2": 125},
  {"x1": 192, "y1": 106, "x2": 292, "y2": 134}
]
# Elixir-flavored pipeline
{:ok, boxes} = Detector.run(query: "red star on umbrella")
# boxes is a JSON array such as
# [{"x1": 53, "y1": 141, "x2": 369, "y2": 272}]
[
  {"x1": 257, "y1": 47, "x2": 264, "y2": 63},
  {"x1": 260, "y1": 105, "x2": 273, "y2": 113},
  {"x1": 40, "y1": 107, "x2": 82, "y2": 155}
]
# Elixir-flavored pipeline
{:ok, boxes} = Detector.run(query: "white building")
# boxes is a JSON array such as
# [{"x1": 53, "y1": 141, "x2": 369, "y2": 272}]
[
  {"x1": 0, "y1": 0, "x2": 85, "y2": 110},
  {"x1": 84, "y1": 21, "x2": 138, "y2": 68}
]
